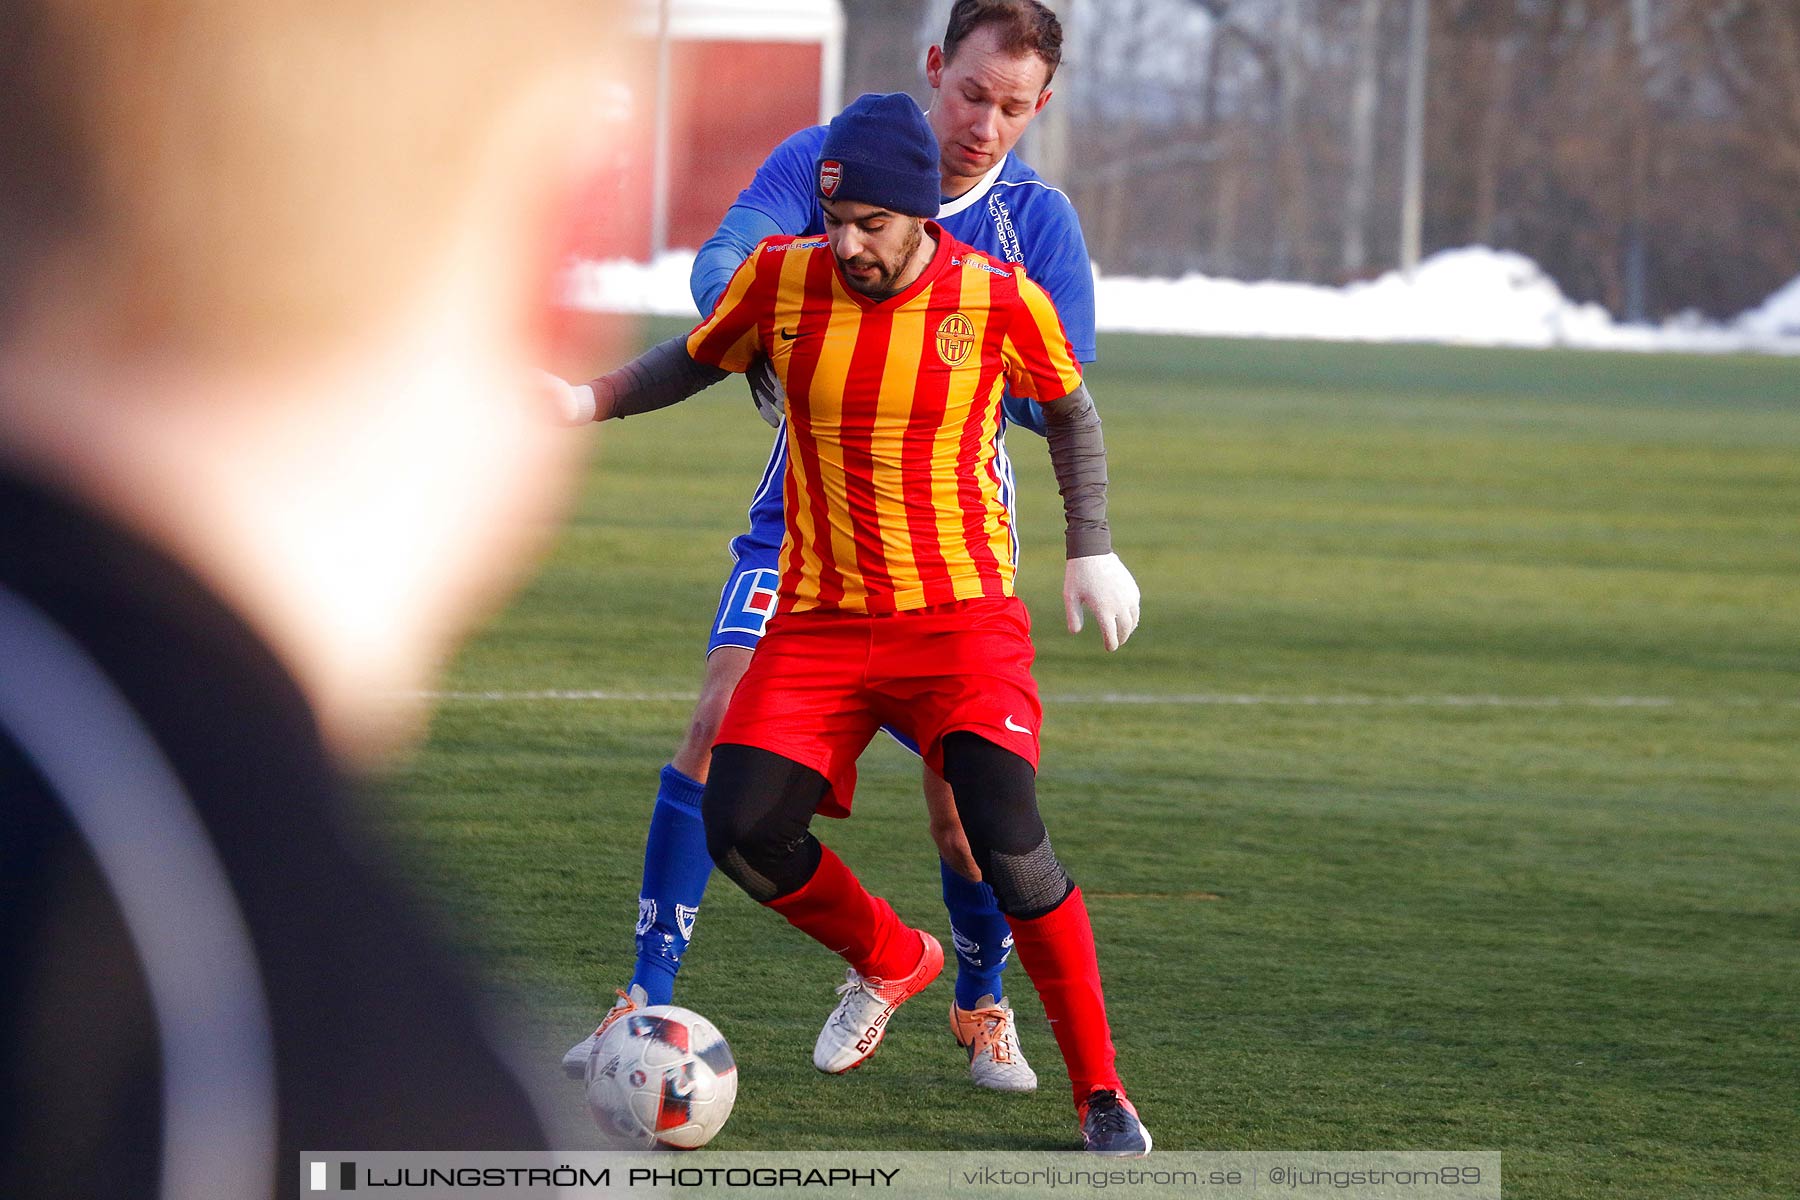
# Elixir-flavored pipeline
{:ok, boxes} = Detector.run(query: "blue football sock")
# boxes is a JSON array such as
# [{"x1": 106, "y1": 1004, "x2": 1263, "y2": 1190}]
[
  {"x1": 629, "y1": 764, "x2": 712, "y2": 1006},
  {"x1": 940, "y1": 858, "x2": 1013, "y2": 1009}
]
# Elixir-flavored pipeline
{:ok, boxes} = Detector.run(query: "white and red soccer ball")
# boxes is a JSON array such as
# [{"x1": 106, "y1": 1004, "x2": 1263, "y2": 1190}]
[{"x1": 584, "y1": 1006, "x2": 738, "y2": 1149}]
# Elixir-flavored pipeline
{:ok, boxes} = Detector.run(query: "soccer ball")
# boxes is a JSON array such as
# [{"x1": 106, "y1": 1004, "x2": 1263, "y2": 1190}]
[{"x1": 584, "y1": 1005, "x2": 738, "y2": 1149}]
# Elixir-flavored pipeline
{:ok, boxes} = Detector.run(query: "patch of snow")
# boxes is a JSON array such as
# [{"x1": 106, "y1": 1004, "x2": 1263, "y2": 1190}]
[
  {"x1": 563, "y1": 247, "x2": 1800, "y2": 356},
  {"x1": 1737, "y1": 273, "x2": 1800, "y2": 343}
]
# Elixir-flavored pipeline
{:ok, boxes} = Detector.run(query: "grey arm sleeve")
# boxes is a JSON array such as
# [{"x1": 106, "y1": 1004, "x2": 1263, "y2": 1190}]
[
  {"x1": 587, "y1": 335, "x2": 730, "y2": 420},
  {"x1": 1040, "y1": 382, "x2": 1112, "y2": 559}
]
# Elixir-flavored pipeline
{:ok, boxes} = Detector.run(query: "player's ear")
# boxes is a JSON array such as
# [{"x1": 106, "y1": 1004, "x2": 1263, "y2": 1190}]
[
  {"x1": 1034, "y1": 87, "x2": 1053, "y2": 117},
  {"x1": 926, "y1": 44, "x2": 946, "y2": 89}
]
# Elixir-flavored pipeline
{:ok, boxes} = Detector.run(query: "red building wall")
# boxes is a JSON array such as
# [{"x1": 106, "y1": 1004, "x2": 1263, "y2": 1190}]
[
  {"x1": 572, "y1": 40, "x2": 824, "y2": 262},
  {"x1": 666, "y1": 41, "x2": 823, "y2": 250}
]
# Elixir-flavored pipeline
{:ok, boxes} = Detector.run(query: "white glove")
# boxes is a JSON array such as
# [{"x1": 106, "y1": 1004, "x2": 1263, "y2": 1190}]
[
  {"x1": 747, "y1": 355, "x2": 787, "y2": 429},
  {"x1": 1063, "y1": 552, "x2": 1141, "y2": 652},
  {"x1": 531, "y1": 368, "x2": 597, "y2": 426}
]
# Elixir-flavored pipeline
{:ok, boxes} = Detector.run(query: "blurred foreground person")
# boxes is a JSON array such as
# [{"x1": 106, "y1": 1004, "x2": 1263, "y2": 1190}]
[{"x1": 0, "y1": 1, "x2": 620, "y2": 1196}]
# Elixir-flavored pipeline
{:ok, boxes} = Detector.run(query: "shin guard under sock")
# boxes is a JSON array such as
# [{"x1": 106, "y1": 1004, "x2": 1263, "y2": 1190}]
[
  {"x1": 1004, "y1": 886, "x2": 1123, "y2": 1104},
  {"x1": 939, "y1": 859, "x2": 1013, "y2": 1008},
  {"x1": 766, "y1": 846, "x2": 920, "y2": 979},
  {"x1": 629, "y1": 764, "x2": 712, "y2": 1005}
]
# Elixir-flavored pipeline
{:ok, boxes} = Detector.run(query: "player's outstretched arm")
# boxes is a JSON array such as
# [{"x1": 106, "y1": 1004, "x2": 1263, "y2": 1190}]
[
  {"x1": 537, "y1": 336, "x2": 730, "y2": 426},
  {"x1": 1042, "y1": 383, "x2": 1141, "y2": 652}
]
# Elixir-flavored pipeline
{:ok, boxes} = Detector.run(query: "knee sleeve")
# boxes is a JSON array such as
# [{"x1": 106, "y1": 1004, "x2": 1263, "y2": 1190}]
[
  {"x1": 701, "y1": 744, "x2": 828, "y2": 902},
  {"x1": 939, "y1": 731, "x2": 1075, "y2": 919},
  {"x1": 985, "y1": 834, "x2": 1076, "y2": 920}
]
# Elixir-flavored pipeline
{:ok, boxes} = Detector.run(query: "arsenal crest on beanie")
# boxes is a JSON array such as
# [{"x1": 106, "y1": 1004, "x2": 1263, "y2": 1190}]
[{"x1": 815, "y1": 93, "x2": 940, "y2": 218}]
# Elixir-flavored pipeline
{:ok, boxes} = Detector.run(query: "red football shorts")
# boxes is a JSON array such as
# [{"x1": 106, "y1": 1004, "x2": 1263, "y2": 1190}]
[{"x1": 714, "y1": 595, "x2": 1043, "y2": 817}]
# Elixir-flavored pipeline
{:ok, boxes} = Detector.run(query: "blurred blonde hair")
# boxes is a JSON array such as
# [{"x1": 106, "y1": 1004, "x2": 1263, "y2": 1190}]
[{"x1": 1, "y1": 0, "x2": 617, "y2": 360}]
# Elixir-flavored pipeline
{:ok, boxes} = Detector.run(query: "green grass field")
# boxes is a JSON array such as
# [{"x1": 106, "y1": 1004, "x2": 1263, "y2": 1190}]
[{"x1": 387, "y1": 325, "x2": 1799, "y2": 1198}]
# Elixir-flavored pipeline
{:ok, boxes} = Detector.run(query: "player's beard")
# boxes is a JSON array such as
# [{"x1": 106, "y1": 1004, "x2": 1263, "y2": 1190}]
[{"x1": 838, "y1": 220, "x2": 924, "y2": 300}]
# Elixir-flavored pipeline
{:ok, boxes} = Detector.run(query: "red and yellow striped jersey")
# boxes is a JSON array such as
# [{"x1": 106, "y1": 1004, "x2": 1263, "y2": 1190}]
[{"x1": 687, "y1": 223, "x2": 1083, "y2": 615}]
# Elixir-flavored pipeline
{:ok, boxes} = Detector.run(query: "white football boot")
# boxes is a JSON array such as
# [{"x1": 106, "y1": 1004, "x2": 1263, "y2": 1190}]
[
  {"x1": 950, "y1": 995, "x2": 1038, "y2": 1092},
  {"x1": 560, "y1": 984, "x2": 647, "y2": 1080},
  {"x1": 812, "y1": 932, "x2": 943, "y2": 1074}
]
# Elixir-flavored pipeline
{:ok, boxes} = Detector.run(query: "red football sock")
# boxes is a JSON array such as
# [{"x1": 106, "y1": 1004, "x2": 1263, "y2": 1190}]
[
  {"x1": 766, "y1": 846, "x2": 920, "y2": 980},
  {"x1": 1005, "y1": 886, "x2": 1123, "y2": 1105}
]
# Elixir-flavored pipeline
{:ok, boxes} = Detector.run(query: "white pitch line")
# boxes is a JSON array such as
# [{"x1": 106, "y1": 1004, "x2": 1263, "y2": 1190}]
[
  {"x1": 422, "y1": 689, "x2": 1797, "y2": 710},
  {"x1": 427, "y1": 689, "x2": 700, "y2": 702},
  {"x1": 1057, "y1": 693, "x2": 1693, "y2": 709}
]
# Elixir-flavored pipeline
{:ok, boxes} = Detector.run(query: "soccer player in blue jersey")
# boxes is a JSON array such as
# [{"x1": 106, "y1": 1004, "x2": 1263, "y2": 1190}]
[{"x1": 564, "y1": 0, "x2": 1109, "y2": 1093}]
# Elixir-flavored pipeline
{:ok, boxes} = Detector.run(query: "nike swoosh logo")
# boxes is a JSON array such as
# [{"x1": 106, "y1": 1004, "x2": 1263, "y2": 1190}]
[
  {"x1": 1004, "y1": 715, "x2": 1032, "y2": 735},
  {"x1": 779, "y1": 327, "x2": 799, "y2": 341}
]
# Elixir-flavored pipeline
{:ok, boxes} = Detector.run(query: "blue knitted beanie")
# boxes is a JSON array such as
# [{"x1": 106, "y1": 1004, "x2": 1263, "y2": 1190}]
[{"x1": 815, "y1": 93, "x2": 940, "y2": 218}]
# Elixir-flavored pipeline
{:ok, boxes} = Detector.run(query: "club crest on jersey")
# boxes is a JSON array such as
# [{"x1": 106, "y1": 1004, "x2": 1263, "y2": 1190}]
[
  {"x1": 818, "y1": 160, "x2": 843, "y2": 198},
  {"x1": 936, "y1": 312, "x2": 976, "y2": 367}
]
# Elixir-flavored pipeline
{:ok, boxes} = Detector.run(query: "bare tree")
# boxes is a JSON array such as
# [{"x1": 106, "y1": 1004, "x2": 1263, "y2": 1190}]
[
  {"x1": 1342, "y1": 0, "x2": 1384, "y2": 276},
  {"x1": 842, "y1": 0, "x2": 932, "y2": 102},
  {"x1": 831, "y1": 0, "x2": 1800, "y2": 316},
  {"x1": 1700, "y1": 0, "x2": 1800, "y2": 186}
]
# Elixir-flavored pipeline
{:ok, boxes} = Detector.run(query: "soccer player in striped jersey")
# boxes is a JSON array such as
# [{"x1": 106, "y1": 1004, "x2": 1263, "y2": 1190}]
[
  {"x1": 544, "y1": 92, "x2": 1149, "y2": 1155},
  {"x1": 562, "y1": 0, "x2": 1097, "y2": 1097}
]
